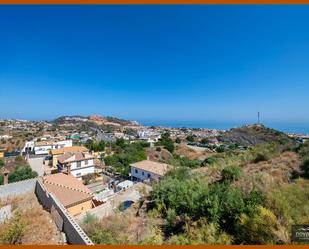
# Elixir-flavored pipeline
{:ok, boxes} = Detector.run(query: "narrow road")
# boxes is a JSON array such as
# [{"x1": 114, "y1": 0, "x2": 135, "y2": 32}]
[{"x1": 28, "y1": 156, "x2": 45, "y2": 176}]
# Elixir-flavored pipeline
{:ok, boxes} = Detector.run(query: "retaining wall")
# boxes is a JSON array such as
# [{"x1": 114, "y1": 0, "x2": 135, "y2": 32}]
[
  {"x1": 35, "y1": 180, "x2": 93, "y2": 245},
  {"x1": 0, "y1": 178, "x2": 37, "y2": 199}
]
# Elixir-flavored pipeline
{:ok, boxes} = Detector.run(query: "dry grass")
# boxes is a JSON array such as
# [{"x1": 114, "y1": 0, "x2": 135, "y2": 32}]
[
  {"x1": 175, "y1": 144, "x2": 215, "y2": 161},
  {"x1": 243, "y1": 151, "x2": 301, "y2": 183},
  {"x1": 145, "y1": 147, "x2": 173, "y2": 162},
  {"x1": 233, "y1": 152, "x2": 302, "y2": 196},
  {"x1": 83, "y1": 208, "x2": 158, "y2": 244},
  {"x1": 0, "y1": 193, "x2": 62, "y2": 245}
]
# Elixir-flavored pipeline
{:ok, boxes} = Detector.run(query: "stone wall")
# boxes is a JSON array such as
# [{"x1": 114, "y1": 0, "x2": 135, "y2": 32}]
[
  {"x1": 0, "y1": 178, "x2": 37, "y2": 199},
  {"x1": 35, "y1": 180, "x2": 93, "y2": 245}
]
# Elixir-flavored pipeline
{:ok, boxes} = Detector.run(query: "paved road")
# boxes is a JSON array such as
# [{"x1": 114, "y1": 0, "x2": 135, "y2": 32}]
[{"x1": 28, "y1": 156, "x2": 45, "y2": 176}]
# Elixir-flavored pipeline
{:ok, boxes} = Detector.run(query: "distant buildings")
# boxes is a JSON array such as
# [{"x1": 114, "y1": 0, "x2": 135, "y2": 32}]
[
  {"x1": 130, "y1": 160, "x2": 173, "y2": 182},
  {"x1": 22, "y1": 140, "x2": 73, "y2": 155},
  {"x1": 137, "y1": 130, "x2": 161, "y2": 145},
  {"x1": 0, "y1": 135, "x2": 12, "y2": 139}
]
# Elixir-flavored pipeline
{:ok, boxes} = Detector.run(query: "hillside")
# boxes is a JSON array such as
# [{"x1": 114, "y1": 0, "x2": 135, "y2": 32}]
[
  {"x1": 52, "y1": 115, "x2": 89, "y2": 125},
  {"x1": 218, "y1": 124, "x2": 296, "y2": 147},
  {"x1": 53, "y1": 115, "x2": 135, "y2": 127}
]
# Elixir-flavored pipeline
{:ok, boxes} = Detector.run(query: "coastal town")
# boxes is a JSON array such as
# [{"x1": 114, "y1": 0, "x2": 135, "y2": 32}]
[
  {"x1": 0, "y1": 114, "x2": 227, "y2": 244},
  {"x1": 1, "y1": 114, "x2": 309, "y2": 244}
]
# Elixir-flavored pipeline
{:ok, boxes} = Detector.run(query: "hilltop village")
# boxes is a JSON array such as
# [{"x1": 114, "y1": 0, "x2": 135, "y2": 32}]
[{"x1": 0, "y1": 115, "x2": 309, "y2": 245}]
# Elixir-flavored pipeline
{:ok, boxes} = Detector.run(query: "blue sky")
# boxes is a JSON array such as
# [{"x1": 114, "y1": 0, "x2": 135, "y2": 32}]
[{"x1": 0, "y1": 5, "x2": 309, "y2": 125}]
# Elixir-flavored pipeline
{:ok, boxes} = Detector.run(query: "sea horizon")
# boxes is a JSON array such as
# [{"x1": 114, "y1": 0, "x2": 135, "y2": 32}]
[
  {"x1": 140, "y1": 120, "x2": 309, "y2": 135},
  {"x1": 1, "y1": 116, "x2": 309, "y2": 135}
]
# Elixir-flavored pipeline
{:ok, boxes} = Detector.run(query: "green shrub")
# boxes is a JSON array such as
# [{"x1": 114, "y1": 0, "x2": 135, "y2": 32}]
[
  {"x1": 85, "y1": 139, "x2": 105, "y2": 152},
  {"x1": 8, "y1": 165, "x2": 38, "y2": 183},
  {"x1": 202, "y1": 157, "x2": 217, "y2": 166},
  {"x1": 200, "y1": 138, "x2": 209, "y2": 144},
  {"x1": 265, "y1": 179, "x2": 309, "y2": 226},
  {"x1": 186, "y1": 135, "x2": 195, "y2": 142},
  {"x1": 252, "y1": 153, "x2": 269, "y2": 163},
  {"x1": 14, "y1": 155, "x2": 24, "y2": 163},
  {"x1": 216, "y1": 146, "x2": 226, "y2": 153},
  {"x1": 157, "y1": 132, "x2": 174, "y2": 153},
  {"x1": 82, "y1": 212, "x2": 97, "y2": 225},
  {"x1": 221, "y1": 166, "x2": 242, "y2": 182},
  {"x1": 301, "y1": 157, "x2": 309, "y2": 178},
  {"x1": 172, "y1": 155, "x2": 201, "y2": 169},
  {"x1": 166, "y1": 208, "x2": 177, "y2": 232},
  {"x1": 168, "y1": 218, "x2": 233, "y2": 245},
  {"x1": 237, "y1": 206, "x2": 278, "y2": 244},
  {"x1": 104, "y1": 142, "x2": 146, "y2": 176},
  {"x1": 0, "y1": 212, "x2": 27, "y2": 244}
]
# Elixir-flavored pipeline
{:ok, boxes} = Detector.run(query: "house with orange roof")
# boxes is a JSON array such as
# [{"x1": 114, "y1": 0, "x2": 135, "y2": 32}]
[
  {"x1": 41, "y1": 173, "x2": 94, "y2": 216},
  {"x1": 130, "y1": 160, "x2": 173, "y2": 182},
  {"x1": 49, "y1": 146, "x2": 89, "y2": 167},
  {"x1": 57, "y1": 151, "x2": 95, "y2": 179}
]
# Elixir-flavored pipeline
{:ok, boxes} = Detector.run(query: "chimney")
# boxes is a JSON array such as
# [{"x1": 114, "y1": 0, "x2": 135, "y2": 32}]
[
  {"x1": 3, "y1": 169, "x2": 9, "y2": 185},
  {"x1": 67, "y1": 163, "x2": 71, "y2": 175}
]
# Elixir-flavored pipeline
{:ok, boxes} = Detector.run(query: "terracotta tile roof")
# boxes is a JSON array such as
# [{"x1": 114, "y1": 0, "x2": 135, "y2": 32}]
[
  {"x1": 50, "y1": 146, "x2": 88, "y2": 156},
  {"x1": 57, "y1": 151, "x2": 95, "y2": 164},
  {"x1": 35, "y1": 140, "x2": 55, "y2": 146},
  {"x1": 130, "y1": 160, "x2": 173, "y2": 176},
  {"x1": 42, "y1": 173, "x2": 93, "y2": 207}
]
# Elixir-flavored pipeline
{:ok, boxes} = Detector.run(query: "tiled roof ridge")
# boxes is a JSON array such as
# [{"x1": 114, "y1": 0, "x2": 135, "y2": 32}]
[{"x1": 44, "y1": 179, "x2": 92, "y2": 195}]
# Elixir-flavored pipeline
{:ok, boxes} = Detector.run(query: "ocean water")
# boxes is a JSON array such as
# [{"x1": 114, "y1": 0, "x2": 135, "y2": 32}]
[{"x1": 139, "y1": 120, "x2": 309, "y2": 135}]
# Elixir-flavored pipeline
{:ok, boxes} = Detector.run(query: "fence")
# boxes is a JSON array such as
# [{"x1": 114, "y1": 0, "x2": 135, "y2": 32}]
[{"x1": 35, "y1": 179, "x2": 93, "y2": 245}]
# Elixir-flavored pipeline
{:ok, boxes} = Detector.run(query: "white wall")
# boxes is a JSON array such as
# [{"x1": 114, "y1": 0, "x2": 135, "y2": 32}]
[
  {"x1": 55, "y1": 140, "x2": 73, "y2": 148},
  {"x1": 22, "y1": 141, "x2": 35, "y2": 153},
  {"x1": 70, "y1": 159, "x2": 94, "y2": 170},
  {"x1": 71, "y1": 166, "x2": 95, "y2": 179},
  {"x1": 34, "y1": 145, "x2": 52, "y2": 155},
  {"x1": 130, "y1": 166, "x2": 161, "y2": 181},
  {"x1": 34, "y1": 140, "x2": 73, "y2": 155},
  {"x1": 68, "y1": 159, "x2": 95, "y2": 179}
]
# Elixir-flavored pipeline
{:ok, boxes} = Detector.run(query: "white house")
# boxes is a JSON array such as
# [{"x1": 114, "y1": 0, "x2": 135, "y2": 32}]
[
  {"x1": 57, "y1": 151, "x2": 95, "y2": 179},
  {"x1": 22, "y1": 141, "x2": 35, "y2": 154},
  {"x1": 130, "y1": 160, "x2": 173, "y2": 182},
  {"x1": 33, "y1": 140, "x2": 73, "y2": 155}
]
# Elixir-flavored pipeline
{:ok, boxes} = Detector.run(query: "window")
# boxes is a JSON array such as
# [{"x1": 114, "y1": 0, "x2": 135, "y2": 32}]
[
  {"x1": 142, "y1": 171, "x2": 144, "y2": 176},
  {"x1": 135, "y1": 169, "x2": 138, "y2": 174},
  {"x1": 76, "y1": 161, "x2": 81, "y2": 168},
  {"x1": 76, "y1": 173, "x2": 81, "y2": 176},
  {"x1": 148, "y1": 173, "x2": 151, "y2": 178},
  {"x1": 84, "y1": 160, "x2": 88, "y2": 165}
]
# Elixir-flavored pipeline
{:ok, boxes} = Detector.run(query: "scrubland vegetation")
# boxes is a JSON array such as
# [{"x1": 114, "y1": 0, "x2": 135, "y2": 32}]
[
  {"x1": 0, "y1": 156, "x2": 38, "y2": 185},
  {"x1": 104, "y1": 140, "x2": 148, "y2": 176},
  {"x1": 0, "y1": 193, "x2": 62, "y2": 245},
  {"x1": 83, "y1": 137, "x2": 309, "y2": 245}
]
